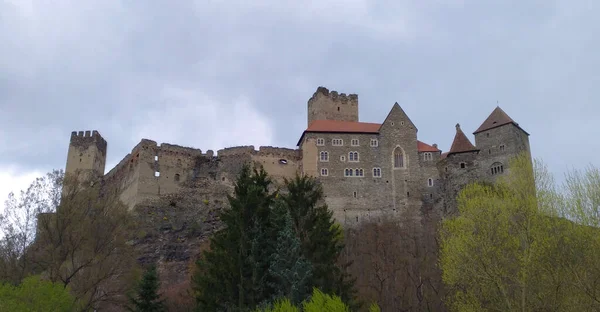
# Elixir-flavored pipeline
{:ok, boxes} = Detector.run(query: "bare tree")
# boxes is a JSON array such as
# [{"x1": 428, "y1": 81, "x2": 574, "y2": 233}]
[
  {"x1": 0, "y1": 170, "x2": 62, "y2": 284},
  {"x1": 1, "y1": 170, "x2": 138, "y2": 311}
]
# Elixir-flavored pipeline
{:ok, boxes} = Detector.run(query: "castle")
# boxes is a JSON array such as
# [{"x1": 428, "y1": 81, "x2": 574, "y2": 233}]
[{"x1": 64, "y1": 86, "x2": 531, "y2": 225}]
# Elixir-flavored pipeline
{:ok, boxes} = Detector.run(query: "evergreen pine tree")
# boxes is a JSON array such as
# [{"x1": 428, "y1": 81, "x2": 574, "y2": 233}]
[
  {"x1": 128, "y1": 265, "x2": 165, "y2": 312},
  {"x1": 193, "y1": 164, "x2": 277, "y2": 312},
  {"x1": 267, "y1": 201, "x2": 313, "y2": 305},
  {"x1": 281, "y1": 175, "x2": 356, "y2": 306}
]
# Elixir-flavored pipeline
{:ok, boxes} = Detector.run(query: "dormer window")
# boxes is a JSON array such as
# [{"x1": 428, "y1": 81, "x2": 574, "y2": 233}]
[{"x1": 316, "y1": 138, "x2": 325, "y2": 146}]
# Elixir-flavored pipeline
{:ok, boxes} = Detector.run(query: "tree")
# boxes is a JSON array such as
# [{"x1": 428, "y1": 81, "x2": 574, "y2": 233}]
[
  {"x1": 255, "y1": 288, "x2": 350, "y2": 312},
  {"x1": 267, "y1": 201, "x2": 312, "y2": 305},
  {"x1": 0, "y1": 275, "x2": 75, "y2": 312},
  {"x1": 1, "y1": 170, "x2": 138, "y2": 311},
  {"x1": 439, "y1": 152, "x2": 600, "y2": 311},
  {"x1": 280, "y1": 175, "x2": 356, "y2": 306},
  {"x1": 128, "y1": 265, "x2": 166, "y2": 312},
  {"x1": 193, "y1": 164, "x2": 278, "y2": 311},
  {"x1": 0, "y1": 170, "x2": 63, "y2": 284}
]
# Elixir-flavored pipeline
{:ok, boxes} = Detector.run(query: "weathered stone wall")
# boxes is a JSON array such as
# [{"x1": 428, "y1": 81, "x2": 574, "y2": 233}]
[
  {"x1": 438, "y1": 151, "x2": 481, "y2": 216},
  {"x1": 474, "y1": 123, "x2": 531, "y2": 183},
  {"x1": 65, "y1": 130, "x2": 107, "y2": 179},
  {"x1": 307, "y1": 86, "x2": 359, "y2": 126}
]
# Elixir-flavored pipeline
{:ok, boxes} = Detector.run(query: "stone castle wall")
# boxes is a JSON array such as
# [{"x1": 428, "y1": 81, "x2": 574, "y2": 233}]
[
  {"x1": 64, "y1": 87, "x2": 531, "y2": 227},
  {"x1": 95, "y1": 141, "x2": 302, "y2": 211}
]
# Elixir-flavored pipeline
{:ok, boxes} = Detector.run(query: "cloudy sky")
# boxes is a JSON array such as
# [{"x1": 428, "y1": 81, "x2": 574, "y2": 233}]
[{"x1": 1, "y1": 0, "x2": 599, "y2": 200}]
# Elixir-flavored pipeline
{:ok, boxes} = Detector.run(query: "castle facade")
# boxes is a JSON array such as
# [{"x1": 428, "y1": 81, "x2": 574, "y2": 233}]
[{"x1": 64, "y1": 86, "x2": 531, "y2": 225}]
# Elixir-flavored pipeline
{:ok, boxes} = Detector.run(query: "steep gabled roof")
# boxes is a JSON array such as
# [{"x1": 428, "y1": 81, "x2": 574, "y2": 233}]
[
  {"x1": 474, "y1": 106, "x2": 528, "y2": 135},
  {"x1": 380, "y1": 102, "x2": 418, "y2": 132},
  {"x1": 448, "y1": 124, "x2": 478, "y2": 155}
]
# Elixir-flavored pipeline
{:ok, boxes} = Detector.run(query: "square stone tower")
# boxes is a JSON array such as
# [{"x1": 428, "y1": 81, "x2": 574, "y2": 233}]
[
  {"x1": 307, "y1": 86, "x2": 359, "y2": 127},
  {"x1": 65, "y1": 130, "x2": 107, "y2": 181}
]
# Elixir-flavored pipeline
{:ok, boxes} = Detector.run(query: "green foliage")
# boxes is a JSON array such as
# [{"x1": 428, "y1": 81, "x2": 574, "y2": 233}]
[
  {"x1": 0, "y1": 275, "x2": 75, "y2": 312},
  {"x1": 368, "y1": 302, "x2": 381, "y2": 312},
  {"x1": 255, "y1": 298, "x2": 299, "y2": 312},
  {"x1": 193, "y1": 164, "x2": 278, "y2": 311},
  {"x1": 281, "y1": 175, "x2": 356, "y2": 306},
  {"x1": 267, "y1": 202, "x2": 313, "y2": 305},
  {"x1": 255, "y1": 288, "x2": 349, "y2": 312},
  {"x1": 128, "y1": 265, "x2": 166, "y2": 312},
  {"x1": 302, "y1": 288, "x2": 350, "y2": 312},
  {"x1": 440, "y1": 152, "x2": 600, "y2": 311}
]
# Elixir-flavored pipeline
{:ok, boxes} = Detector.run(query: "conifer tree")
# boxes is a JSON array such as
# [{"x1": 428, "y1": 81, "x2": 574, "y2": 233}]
[
  {"x1": 267, "y1": 201, "x2": 313, "y2": 305},
  {"x1": 193, "y1": 164, "x2": 277, "y2": 312},
  {"x1": 281, "y1": 175, "x2": 356, "y2": 306},
  {"x1": 128, "y1": 265, "x2": 165, "y2": 312}
]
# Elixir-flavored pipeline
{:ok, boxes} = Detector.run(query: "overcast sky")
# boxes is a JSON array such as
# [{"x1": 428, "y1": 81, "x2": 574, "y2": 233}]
[{"x1": 1, "y1": 0, "x2": 599, "y2": 200}]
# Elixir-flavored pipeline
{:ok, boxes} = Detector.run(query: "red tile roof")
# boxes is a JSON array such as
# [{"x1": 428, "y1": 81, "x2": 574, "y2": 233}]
[
  {"x1": 448, "y1": 124, "x2": 478, "y2": 155},
  {"x1": 417, "y1": 141, "x2": 440, "y2": 152},
  {"x1": 298, "y1": 120, "x2": 441, "y2": 153},
  {"x1": 474, "y1": 106, "x2": 517, "y2": 134},
  {"x1": 306, "y1": 120, "x2": 381, "y2": 133}
]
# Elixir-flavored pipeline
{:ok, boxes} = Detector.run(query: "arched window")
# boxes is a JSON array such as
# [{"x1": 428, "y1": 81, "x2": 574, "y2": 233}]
[
  {"x1": 394, "y1": 147, "x2": 404, "y2": 168},
  {"x1": 349, "y1": 151, "x2": 359, "y2": 162},
  {"x1": 490, "y1": 162, "x2": 504, "y2": 175},
  {"x1": 355, "y1": 168, "x2": 364, "y2": 177},
  {"x1": 319, "y1": 151, "x2": 329, "y2": 162},
  {"x1": 344, "y1": 168, "x2": 353, "y2": 177},
  {"x1": 175, "y1": 174, "x2": 180, "y2": 182},
  {"x1": 427, "y1": 178, "x2": 433, "y2": 187}
]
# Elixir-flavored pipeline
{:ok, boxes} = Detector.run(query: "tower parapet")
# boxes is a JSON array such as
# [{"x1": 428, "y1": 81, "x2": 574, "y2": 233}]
[
  {"x1": 65, "y1": 130, "x2": 107, "y2": 180},
  {"x1": 307, "y1": 86, "x2": 359, "y2": 126}
]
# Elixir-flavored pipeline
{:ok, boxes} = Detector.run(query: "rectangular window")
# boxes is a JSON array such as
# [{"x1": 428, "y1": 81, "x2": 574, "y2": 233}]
[
  {"x1": 316, "y1": 138, "x2": 325, "y2": 146},
  {"x1": 320, "y1": 168, "x2": 328, "y2": 176},
  {"x1": 370, "y1": 139, "x2": 378, "y2": 147},
  {"x1": 332, "y1": 139, "x2": 343, "y2": 146},
  {"x1": 351, "y1": 139, "x2": 359, "y2": 146}
]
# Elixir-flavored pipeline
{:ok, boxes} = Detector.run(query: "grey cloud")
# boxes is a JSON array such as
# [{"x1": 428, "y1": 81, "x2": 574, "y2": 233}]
[{"x1": 1, "y1": 0, "x2": 599, "y2": 183}]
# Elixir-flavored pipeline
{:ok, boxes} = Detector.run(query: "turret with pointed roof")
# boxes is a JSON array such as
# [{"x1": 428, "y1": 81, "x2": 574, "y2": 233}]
[{"x1": 447, "y1": 123, "x2": 478, "y2": 156}]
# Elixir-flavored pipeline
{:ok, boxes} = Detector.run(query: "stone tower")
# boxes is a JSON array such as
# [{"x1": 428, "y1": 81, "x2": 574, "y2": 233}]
[
  {"x1": 307, "y1": 86, "x2": 359, "y2": 126},
  {"x1": 65, "y1": 130, "x2": 107, "y2": 181},
  {"x1": 473, "y1": 106, "x2": 531, "y2": 180}
]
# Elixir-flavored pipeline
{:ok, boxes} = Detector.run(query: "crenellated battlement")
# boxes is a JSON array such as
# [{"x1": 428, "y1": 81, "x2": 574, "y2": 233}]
[
  {"x1": 69, "y1": 130, "x2": 107, "y2": 156},
  {"x1": 307, "y1": 86, "x2": 359, "y2": 126},
  {"x1": 310, "y1": 86, "x2": 358, "y2": 103}
]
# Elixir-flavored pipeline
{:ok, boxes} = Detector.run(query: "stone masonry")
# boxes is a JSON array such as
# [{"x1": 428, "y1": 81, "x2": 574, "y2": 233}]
[{"x1": 64, "y1": 86, "x2": 531, "y2": 226}]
